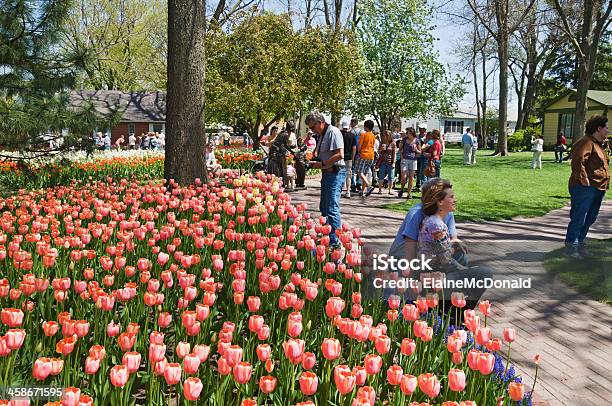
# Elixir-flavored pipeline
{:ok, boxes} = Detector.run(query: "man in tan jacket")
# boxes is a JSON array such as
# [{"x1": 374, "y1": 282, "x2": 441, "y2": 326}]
[{"x1": 565, "y1": 115, "x2": 610, "y2": 259}]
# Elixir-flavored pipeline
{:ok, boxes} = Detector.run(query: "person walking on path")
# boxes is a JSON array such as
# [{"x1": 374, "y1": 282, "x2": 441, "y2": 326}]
[
  {"x1": 305, "y1": 111, "x2": 346, "y2": 247},
  {"x1": 377, "y1": 130, "x2": 396, "y2": 195},
  {"x1": 355, "y1": 120, "x2": 376, "y2": 197},
  {"x1": 341, "y1": 121, "x2": 356, "y2": 198},
  {"x1": 564, "y1": 115, "x2": 610, "y2": 259},
  {"x1": 294, "y1": 137, "x2": 308, "y2": 190},
  {"x1": 555, "y1": 131, "x2": 567, "y2": 163},
  {"x1": 416, "y1": 125, "x2": 428, "y2": 188},
  {"x1": 462, "y1": 128, "x2": 473, "y2": 165},
  {"x1": 398, "y1": 128, "x2": 420, "y2": 199},
  {"x1": 222, "y1": 130, "x2": 231, "y2": 147},
  {"x1": 267, "y1": 126, "x2": 290, "y2": 187},
  {"x1": 531, "y1": 134, "x2": 544, "y2": 169},
  {"x1": 349, "y1": 119, "x2": 364, "y2": 193}
]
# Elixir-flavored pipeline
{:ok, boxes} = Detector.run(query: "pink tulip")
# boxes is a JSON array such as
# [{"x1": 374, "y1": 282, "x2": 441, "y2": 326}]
[
  {"x1": 233, "y1": 362, "x2": 252, "y2": 384},
  {"x1": 448, "y1": 369, "x2": 466, "y2": 392},
  {"x1": 110, "y1": 365, "x2": 129, "y2": 387},
  {"x1": 183, "y1": 377, "x2": 203, "y2": 401},
  {"x1": 164, "y1": 363, "x2": 182, "y2": 385}
]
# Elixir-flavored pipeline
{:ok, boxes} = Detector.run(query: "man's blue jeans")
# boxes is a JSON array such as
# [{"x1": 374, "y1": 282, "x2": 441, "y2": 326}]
[
  {"x1": 417, "y1": 156, "x2": 427, "y2": 186},
  {"x1": 565, "y1": 184, "x2": 606, "y2": 246},
  {"x1": 320, "y1": 168, "x2": 346, "y2": 245}
]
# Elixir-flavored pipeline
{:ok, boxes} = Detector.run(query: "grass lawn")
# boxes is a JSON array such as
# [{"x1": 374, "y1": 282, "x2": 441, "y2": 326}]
[
  {"x1": 543, "y1": 239, "x2": 612, "y2": 304},
  {"x1": 384, "y1": 147, "x2": 611, "y2": 222}
]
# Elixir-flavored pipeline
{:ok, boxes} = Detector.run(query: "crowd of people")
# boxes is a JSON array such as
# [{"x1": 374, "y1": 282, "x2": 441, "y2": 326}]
[
  {"x1": 338, "y1": 120, "x2": 446, "y2": 200},
  {"x1": 92, "y1": 131, "x2": 166, "y2": 152},
  {"x1": 259, "y1": 116, "x2": 452, "y2": 200}
]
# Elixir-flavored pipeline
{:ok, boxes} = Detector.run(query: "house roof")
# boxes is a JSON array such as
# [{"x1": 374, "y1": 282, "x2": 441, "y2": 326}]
[
  {"x1": 541, "y1": 89, "x2": 612, "y2": 110},
  {"x1": 585, "y1": 90, "x2": 612, "y2": 107},
  {"x1": 442, "y1": 110, "x2": 478, "y2": 119},
  {"x1": 69, "y1": 90, "x2": 166, "y2": 122}
]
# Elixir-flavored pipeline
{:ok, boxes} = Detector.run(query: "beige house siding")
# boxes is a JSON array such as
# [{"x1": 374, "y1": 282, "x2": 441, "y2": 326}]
[
  {"x1": 543, "y1": 112, "x2": 559, "y2": 146},
  {"x1": 542, "y1": 93, "x2": 607, "y2": 146}
]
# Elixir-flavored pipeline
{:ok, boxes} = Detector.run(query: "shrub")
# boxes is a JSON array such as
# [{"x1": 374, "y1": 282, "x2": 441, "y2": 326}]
[{"x1": 508, "y1": 126, "x2": 542, "y2": 152}]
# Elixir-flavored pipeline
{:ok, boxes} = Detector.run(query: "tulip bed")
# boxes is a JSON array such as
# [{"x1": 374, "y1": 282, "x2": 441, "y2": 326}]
[
  {"x1": 0, "y1": 172, "x2": 534, "y2": 406},
  {"x1": 0, "y1": 155, "x2": 164, "y2": 192},
  {"x1": 214, "y1": 148, "x2": 264, "y2": 170}
]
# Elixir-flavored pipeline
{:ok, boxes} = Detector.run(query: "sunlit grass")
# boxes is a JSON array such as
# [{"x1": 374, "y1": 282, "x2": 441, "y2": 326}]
[{"x1": 384, "y1": 147, "x2": 611, "y2": 221}]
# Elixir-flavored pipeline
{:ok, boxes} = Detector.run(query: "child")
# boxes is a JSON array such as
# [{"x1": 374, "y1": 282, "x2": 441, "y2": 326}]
[{"x1": 286, "y1": 163, "x2": 296, "y2": 192}]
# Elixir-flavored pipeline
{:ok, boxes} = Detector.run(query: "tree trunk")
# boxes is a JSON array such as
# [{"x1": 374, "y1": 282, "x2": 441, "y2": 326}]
[
  {"x1": 496, "y1": 34, "x2": 509, "y2": 156},
  {"x1": 305, "y1": 0, "x2": 312, "y2": 28},
  {"x1": 331, "y1": 113, "x2": 340, "y2": 127},
  {"x1": 480, "y1": 43, "x2": 487, "y2": 143},
  {"x1": 513, "y1": 62, "x2": 525, "y2": 131},
  {"x1": 573, "y1": 64, "x2": 591, "y2": 140},
  {"x1": 165, "y1": 0, "x2": 207, "y2": 185},
  {"x1": 572, "y1": 13, "x2": 600, "y2": 140},
  {"x1": 519, "y1": 16, "x2": 538, "y2": 129},
  {"x1": 250, "y1": 115, "x2": 262, "y2": 150}
]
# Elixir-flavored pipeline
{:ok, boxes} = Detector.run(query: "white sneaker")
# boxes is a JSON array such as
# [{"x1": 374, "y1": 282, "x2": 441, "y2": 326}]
[{"x1": 345, "y1": 191, "x2": 351, "y2": 198}]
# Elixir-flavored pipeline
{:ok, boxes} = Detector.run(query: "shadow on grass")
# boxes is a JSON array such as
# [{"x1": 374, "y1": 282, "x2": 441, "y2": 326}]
[
  {"x1": 384, "y1": 198, "x2": 571, "y2": 222},
  {"x1": 543, "y1": 239, "x2": 612, "y2": 304}
]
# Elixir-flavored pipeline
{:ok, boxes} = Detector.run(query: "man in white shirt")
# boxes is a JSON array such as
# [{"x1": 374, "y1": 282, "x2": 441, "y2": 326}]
[
  {"x1": 103, "y1": 133, "x2": 111, "y2": 150},
  {"x1": 128, "y1": 133, "x2": 136, "y2": 149}
]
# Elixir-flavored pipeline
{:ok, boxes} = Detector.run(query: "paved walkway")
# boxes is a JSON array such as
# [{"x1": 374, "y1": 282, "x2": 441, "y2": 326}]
[{"x1": 289, "y1": 178, "x2": 612, "y2": 406}]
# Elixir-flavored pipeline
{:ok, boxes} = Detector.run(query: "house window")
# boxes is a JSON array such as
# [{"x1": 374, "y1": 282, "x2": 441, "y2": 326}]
[
  {"x1": 443, "y1": 120, "x2": 464, "y2": 133},
  {"x1": 128, "y1": 124, "x2": 136, "y2": 135},
  {"x1": 558, "y1": 113, "x2": 575, "y2": 139},
  {"x1": 149, "y1": 123, "x2": 165, "y2": 133}
]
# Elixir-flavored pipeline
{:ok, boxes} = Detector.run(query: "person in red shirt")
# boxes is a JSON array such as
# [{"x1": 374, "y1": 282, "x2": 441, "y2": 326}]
[
  {"x1": 425, "y1": 130, "x2": 443, "y2": 178},
  {"x1": 555, "y1": 131, "x2": 567, "y2": 163}
]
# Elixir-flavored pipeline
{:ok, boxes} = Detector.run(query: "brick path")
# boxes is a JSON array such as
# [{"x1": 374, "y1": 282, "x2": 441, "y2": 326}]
[{"x1": 289, "y1": 178, "x2": 612, "y2": 406}]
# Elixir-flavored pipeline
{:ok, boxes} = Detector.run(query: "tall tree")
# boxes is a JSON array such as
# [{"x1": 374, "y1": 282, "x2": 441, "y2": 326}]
[
  {"x1": 508, "y1": 4, "x2": 562, "y2": 129},
  {"x1": 298, "y1": 26, "x2": 357, "y2": 124},
  {"x1": 590, "y1": 32, "x2": 612, "y2": 90},
  {"x1": 551, "y1": 0, "x2": 612, "y2": 139},
  {"x1": 348, "y1": 0, "x2": 463, "y2": 132},
  {"x1": 63, "y1": 0, "x2": 168, "y2": 91},
  {"x1": 165, "y1": 0, "x2": 207, "y2": 185},
  {"x1": 207, "y1": 13, "x2": 302, "y2": 148},
  {"x1": 0, "y1": 0, "x2": 108, "y2": 157},
  {"x1": 468, "y1": 0, "x2": 537, "y2": 155},
  {"x1": 206, "y1": 13, "x2": 355, "y2": 148}
]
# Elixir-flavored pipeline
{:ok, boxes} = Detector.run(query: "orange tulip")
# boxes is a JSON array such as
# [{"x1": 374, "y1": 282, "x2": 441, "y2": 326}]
[{"x1": 259, "y1": 375, "x2": 277, "y2": 394}]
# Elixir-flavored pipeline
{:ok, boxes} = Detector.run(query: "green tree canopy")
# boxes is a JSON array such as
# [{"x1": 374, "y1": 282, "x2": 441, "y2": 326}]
[
  {"x1": 0, "y1": 0, "x2": 108, "y2": 156},
  {"x1": 348, "y1": 0, "x2": 464, "y2": 131},
  {"x1": 63, "y1": 0, "x2": 167, "y2": 91},
  {"x1": 205, "y1": 13, "x2": 356, "y2": 144}
]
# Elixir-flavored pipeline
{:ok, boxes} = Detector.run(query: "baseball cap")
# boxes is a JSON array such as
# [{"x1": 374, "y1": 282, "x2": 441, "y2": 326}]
[
  {"x1": 418, "y1": 123, "x2": 428, "y2": 130},
  {"x1": 341, "y1": 120, "x2": 349, "y2": 129}
]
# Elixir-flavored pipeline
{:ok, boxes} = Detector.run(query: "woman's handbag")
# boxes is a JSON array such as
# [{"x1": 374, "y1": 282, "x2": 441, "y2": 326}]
[
  {"x1": 424, "y1": 159, "x2": 436, "y2": 177},
  {"x1": 374, "y1": 154, "x2": 384, "y2": 169}
]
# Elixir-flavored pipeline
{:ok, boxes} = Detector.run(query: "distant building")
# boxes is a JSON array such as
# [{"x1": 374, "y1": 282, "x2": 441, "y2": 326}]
[
  {"x1": 541, "y1": 89, "x2": 611, "y2": 145},
  {"x1": 402, "y1": 109, "x2": 479, "y2": 143},
  {"x1": 69, "y1": 90, "x2": 166, "y2": 143}
]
